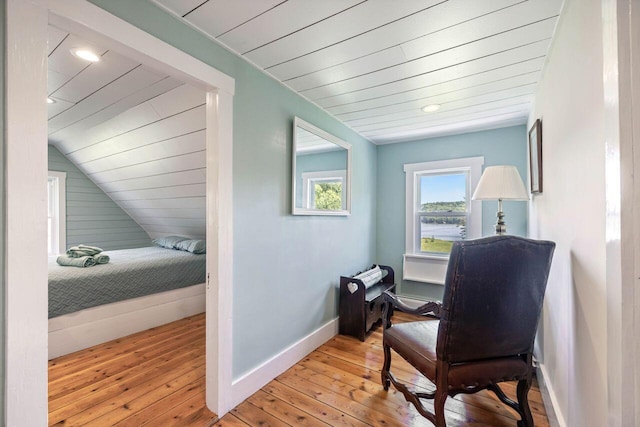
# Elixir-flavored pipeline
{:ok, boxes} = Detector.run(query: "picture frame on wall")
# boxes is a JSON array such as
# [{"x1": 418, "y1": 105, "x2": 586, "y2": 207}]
[{"x1": 528, "y1": 118, "x2": 543, "y2": 193}]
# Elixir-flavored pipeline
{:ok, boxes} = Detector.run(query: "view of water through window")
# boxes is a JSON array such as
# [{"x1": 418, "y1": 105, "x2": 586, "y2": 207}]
[{"x1": 419, "y1": 173, "x2": 467, "y2": 253}]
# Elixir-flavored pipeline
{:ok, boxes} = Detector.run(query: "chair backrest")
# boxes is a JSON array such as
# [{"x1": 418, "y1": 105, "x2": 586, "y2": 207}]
[{"x1": 436, "y1": 235, "x2": 555, "y2": 363}]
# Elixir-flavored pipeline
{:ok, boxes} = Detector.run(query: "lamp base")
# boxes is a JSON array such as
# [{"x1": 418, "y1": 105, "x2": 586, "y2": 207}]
[
  {"x1": 494, "y1": 198, "x2": 506, "y2": 235},
  {"x1": 495, "y1": 210, "x2": 506, "y2": 235}
]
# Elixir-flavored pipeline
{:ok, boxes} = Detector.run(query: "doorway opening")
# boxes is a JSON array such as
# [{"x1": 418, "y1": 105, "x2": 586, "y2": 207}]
[{"x1": 5, "y1": 0, "x2": 234, "y2": 424}]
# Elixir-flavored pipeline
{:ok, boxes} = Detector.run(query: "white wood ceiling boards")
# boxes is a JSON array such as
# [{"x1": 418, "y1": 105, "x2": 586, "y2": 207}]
[
  {"x1": 98, "y1": 169, "x2": 206, "y2": 194},
  {"x1": 48, "y1": 25, "x2": 208, "y2": 241},
  {"x1": 154, "y1": 0, "x2": 563, "y2": 143}
]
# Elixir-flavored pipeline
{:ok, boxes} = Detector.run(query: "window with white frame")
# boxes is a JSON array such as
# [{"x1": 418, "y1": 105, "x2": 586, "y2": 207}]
[
  {"x1": 47, "y1": 171, "x2": 66, "y2": 256},
  {"x1": 417, "y1": 172, "x2": 469, "y2": 254},
  {"x1": 301, "y1": 169, "x2": 347, "y2": 211},
  {"x1": 403, "y1": 157, "x2": 483, "y2": 284}
]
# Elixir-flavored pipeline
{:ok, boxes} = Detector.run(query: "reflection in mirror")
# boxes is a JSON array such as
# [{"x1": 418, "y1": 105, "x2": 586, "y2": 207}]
[{"x1": 292, "y1": 118, "x2": 351, "y2": 215}]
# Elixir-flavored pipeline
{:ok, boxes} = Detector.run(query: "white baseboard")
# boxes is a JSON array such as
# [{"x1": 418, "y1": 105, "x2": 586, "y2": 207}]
[
  {"x1": 537, "y1": 362, "x2": 566, "y2": 427},
  {"x1": 230, "y1": 317, "x2": 339, "y2": 408},
  {"x1": 48, "y1": 284, "x2": 205, "y2": 359}
]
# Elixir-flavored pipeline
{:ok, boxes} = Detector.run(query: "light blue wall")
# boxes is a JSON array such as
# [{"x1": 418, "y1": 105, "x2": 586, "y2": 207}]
[
  {"x1": 89, "y1": 0, "x2": 377, "y2": 379},
  {"x1": 376, "y1": 126, "x2": 529, "y2": 301},
  {"x1": 48, "y1": 145, "x2": 151, "y2": 251}
]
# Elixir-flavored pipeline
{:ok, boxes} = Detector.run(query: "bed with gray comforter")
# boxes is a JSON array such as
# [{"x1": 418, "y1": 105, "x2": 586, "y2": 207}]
[{"x1": 48, "y1": 246, "x2": 205, "y2": 318}]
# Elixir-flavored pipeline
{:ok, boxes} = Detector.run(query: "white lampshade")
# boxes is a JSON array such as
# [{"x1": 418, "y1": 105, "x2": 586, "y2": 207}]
[{"x1": 472, "y1": 165, "x2": 529, "y2": 201}]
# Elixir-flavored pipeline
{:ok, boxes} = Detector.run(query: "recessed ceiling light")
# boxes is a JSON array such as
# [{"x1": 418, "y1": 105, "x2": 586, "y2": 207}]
[
  {"x1": 47, "y1": 98, "x2": 55, "y2": 104},
  {"x1": 421, "y1": 104, "x2": 441, "y2": 113},
  {"x1": 70, "y1": 48, "x2": 100, "y2": 62}
]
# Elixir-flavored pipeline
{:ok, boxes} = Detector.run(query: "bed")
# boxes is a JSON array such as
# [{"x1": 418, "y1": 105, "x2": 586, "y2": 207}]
[{"x1": 48, "y1": 246, "x2": 206, "y2": 359}]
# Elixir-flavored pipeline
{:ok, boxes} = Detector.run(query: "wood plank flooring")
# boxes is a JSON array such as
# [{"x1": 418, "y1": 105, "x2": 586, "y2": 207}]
[
  {"x1": 48, "y1": 314, "x2": 213, "y2": 426},
  {"x1": 49, "y1": 311, "x2": 549, "y2": 426}
]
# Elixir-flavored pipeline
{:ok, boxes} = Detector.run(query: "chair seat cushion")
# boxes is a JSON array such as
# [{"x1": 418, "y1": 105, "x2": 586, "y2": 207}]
[
  {"x1": 383, "y1": 319, "x2": 439, "y2": 380},
  {"x1": 384, "y1": 319, "x2": 531, "y2": 390}
]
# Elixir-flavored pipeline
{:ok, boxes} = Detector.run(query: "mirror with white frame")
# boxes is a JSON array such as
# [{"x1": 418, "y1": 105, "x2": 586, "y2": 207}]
[{"x1": 292, "y1": 117, "x2": 351, "y2": 216}]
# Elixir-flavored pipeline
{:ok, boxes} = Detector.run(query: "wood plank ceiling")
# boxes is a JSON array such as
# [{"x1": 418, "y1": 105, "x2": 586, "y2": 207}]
[
  {"x1": 153, "y1": 0, "x2": 563, "y2": 143},
  {"x1": 47, "y1": 25, "x2": 206, "y2": 241}
]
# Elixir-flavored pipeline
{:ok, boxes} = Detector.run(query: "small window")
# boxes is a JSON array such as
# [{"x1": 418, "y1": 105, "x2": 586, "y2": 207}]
[
  {"x1": 48, "y1": 171, "x2": 66, "y2": 256},
  {"x1": 403, "y1": 157, "x2": 483, "y2": 284},
  {"x1": 301, "y1": 170, "x2": 346, "y2": 211}
]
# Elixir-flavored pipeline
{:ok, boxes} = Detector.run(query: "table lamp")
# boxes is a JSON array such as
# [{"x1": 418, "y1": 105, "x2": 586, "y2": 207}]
[{"x1": 472, "y1": 165, "x2": 529, "y2": 235}]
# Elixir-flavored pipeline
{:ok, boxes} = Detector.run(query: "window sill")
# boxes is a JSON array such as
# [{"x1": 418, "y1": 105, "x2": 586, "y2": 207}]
[
  {"x1": 404, "y1": 253, "x2": 449, "y2": 261},
  {"x1": 402, "y1": 253, "x2": 448, "y2": 285}
]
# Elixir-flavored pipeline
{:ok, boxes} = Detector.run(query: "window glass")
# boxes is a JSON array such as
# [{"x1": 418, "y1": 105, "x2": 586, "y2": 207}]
[
  {"x1": 303, "y1": 172, "x2": 345, "y2": 211},
  {"x1": 418, "y1": 172, "x2": 468, "y2": 255},
  {"x1": 419, "y1": 174, "x2": 466, "y2": 212},
  {"x1": 313, "y1": 181, "x2": 343, "y2": 210}
]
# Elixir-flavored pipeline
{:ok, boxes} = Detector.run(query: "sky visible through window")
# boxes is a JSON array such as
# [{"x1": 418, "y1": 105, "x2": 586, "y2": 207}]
[
  {"x1": 420, "y1": 173, "x2": 467, "y2": 253},
  {"x1": 420, "y1": 173, "x2": 466, "y2": 204}
]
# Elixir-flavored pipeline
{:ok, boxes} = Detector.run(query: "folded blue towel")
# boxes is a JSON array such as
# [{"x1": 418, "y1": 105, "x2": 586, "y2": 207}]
[
  {"x1": 78, "y1": 244, "x2": 103, "y2": 252},
  {"x1": 56, "y1": 255, "x2": 96, "y2": 268},
  {"x1": 67, "y1": 244, "x2": 103, "y2": 258}
]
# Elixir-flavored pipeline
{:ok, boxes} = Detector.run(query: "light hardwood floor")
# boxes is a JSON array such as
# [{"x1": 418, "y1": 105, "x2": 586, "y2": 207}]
[{"x1": 49, "y1": 312, "x2": 549, "y2": 426}]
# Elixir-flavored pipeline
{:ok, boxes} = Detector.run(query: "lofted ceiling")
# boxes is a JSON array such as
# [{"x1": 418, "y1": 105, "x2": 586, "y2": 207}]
[
  {"x1": 47, "y1": 25, "x2": 206, "y2": 241},
  {"x1": 153, "y1": 0, "x2": 563, "y2": 143}
]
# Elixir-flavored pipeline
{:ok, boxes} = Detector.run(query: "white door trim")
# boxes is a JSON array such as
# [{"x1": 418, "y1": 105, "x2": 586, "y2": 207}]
[
  {"x1": 5, "y1": 0, "x2": 235, "y2": 423},
  {"x1": 5, "y1": 2, "x2": 49, "y2": 424},
  {"x1": 630, "y1": 3, "x2": 640, "y2": 421},
  {"x1": 602, "y1": 0, "x2": 638, "y2": 426}
]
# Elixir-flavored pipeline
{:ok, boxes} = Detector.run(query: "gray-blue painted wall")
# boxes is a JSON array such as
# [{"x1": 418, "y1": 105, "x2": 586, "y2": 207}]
[
  {"x1": 376, "y1": 125, "x2": 529, "y2": 301},
  {"x1": 48, "y1": 145, "x2": 151, "y2": 251},
  {"x1": 88, "y1": 0, "x2": 377, "y2": 378}
]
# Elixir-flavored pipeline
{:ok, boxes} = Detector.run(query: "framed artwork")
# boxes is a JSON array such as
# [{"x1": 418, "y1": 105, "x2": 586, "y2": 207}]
[{"x1": 528, "y1": 119, "x2": 543, "y2": 193}]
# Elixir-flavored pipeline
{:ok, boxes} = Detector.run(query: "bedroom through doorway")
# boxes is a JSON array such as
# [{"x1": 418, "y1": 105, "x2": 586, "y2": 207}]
[
  {"x1": 4, "y1": 1, "x2": 235, "y2": 423},
  {"x1": 46, "y1": 23, "x2": 209, "y2": 359}
]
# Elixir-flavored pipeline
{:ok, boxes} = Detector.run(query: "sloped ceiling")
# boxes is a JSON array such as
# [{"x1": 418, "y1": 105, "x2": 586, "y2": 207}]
[
  {"x1": 47, "y1": 25, "x2": 206, "y2": 241},
  {"x1": 153, "y1": 0, "x2": 562, "y2": 143}
]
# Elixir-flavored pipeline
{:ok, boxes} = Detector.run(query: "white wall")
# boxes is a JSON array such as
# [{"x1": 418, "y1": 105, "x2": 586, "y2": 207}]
[{"x1": 528, "y1": 0, "x2": 607, "y2": 425}]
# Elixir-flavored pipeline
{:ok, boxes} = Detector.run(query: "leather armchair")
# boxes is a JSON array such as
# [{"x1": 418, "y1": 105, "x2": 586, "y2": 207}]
[{"x1": 381, "y1": 235, "x2": 555, "y2": 427}]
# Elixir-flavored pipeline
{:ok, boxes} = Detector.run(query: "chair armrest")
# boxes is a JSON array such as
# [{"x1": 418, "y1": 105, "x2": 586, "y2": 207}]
[{"x1": 382, "y1": 291, "x2": 442, "y2": 318}]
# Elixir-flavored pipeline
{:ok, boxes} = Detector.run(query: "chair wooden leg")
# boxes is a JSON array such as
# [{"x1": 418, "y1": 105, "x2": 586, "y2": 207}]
[
  {"x1": 489, "y1": 383, "x2": 520, "y2": 413},
  {"x1": 381, "y1": 344, "x2": 391, "y2": 391},
  {"x1": 434, "y1": 389, "x2": 448, "y2": 427},
  {"x1": 516, "y1": 379, "x2": 534, "y2": 427},
  {"x1": 383, "y1": 352, "x2": 441, "y2": 425}
]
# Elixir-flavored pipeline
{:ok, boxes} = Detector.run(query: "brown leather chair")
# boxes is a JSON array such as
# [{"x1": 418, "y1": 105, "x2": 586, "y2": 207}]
[{"x1": 381, "y1": 235, "x2": 555, "y2": 427}]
